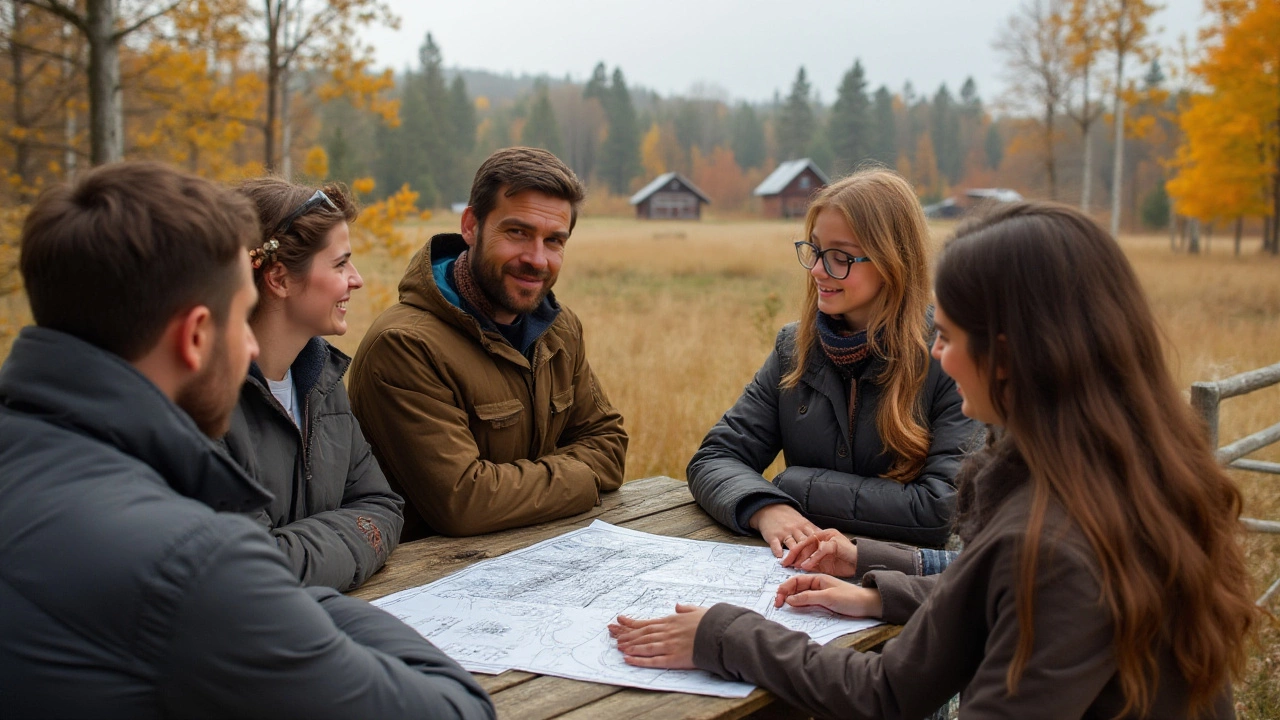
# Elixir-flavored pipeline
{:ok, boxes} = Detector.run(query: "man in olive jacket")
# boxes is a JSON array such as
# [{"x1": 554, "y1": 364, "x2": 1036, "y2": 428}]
[
  {"x1": 349, "y1": 147, "x2": 627, "y2": 540},
  {"x1": 0, "y1": 162, "x2": 493, "y2": 719}
]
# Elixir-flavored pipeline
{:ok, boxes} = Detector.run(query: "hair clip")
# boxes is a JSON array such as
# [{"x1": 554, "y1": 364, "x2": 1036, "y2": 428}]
[{"x1": 249, "y1": 239, "x2": 279, "y2": 269}]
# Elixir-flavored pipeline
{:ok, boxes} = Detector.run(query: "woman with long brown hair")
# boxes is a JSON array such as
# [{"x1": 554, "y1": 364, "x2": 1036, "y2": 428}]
[
  {"x1": 614, "y1": 202, "x2": 1256, "y2": 718},
  {"x1": 688, "y1": 168, "x2": 978, "y2": 562}
]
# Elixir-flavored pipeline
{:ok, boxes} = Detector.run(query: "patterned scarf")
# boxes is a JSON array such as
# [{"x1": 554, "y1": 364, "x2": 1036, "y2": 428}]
[
  {"x1": 451, "y1": 249, "x2": 498, "y2": 322},
  {"x1": 816, "y1": 312, "x2": 875, "y2": 373}
]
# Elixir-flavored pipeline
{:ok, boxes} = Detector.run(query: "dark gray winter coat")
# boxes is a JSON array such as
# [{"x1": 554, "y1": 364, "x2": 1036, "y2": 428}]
[
  {"x1": 223, "y1": 338, "x2": 403, "y2": 591},
  {"x1": 688, "y1": 322, "x2": 980, "y2": 547},
  {"x1": 0, "y1": 327, "x2": 493, "y2": 719}
]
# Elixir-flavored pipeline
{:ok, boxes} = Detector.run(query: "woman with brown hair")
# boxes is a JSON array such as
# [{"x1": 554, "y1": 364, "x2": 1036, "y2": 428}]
[
  {"x1": 221, "y1": 179, "x2": 403, "y2": 591},
  {"x1": 613, "y1": 201, "x2": 1257, "y2": 718},
  {"x1": 688, "y1": 168, "x2": 979, "y2": 562}
]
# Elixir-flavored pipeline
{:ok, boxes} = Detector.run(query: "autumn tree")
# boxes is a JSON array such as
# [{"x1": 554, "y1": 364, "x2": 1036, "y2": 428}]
[
  {"x1": 1064, "y1": 0, "x2": 1105, "y2": 211},
  {"x1": 253, "y1": 0, "x2": 397, "y2": 172},
  {"x1": 1, "y1": 1, "x2": 79, "y2": 199},
  {"x1": 691, "y1": 145, "x2": 749, "y2": 211},
  {"x1": 131, "y1": 0, "x2": 262, "y2": 179},
  {"x1": 777, "y1": 66, "x2": 814, "y2": 160},
  {"x1": 1168, "y1": 0, "x2": 1280, "y2": 255},
  {"x1": 639, "y1": 121, "x2": 680, "y2": 178},
  {"x1": 994, "y1": 0, "x2": 1070, "y2": 199},
  {"x1": 827, "y1": 59, "x2": 871, "y2": 175},
  {"x1": 19, "y1": 0, "x2": 184, "y2": 165},
  {"x1": 1096, "y1": 0, "x2": 1158, "y2": 235}
]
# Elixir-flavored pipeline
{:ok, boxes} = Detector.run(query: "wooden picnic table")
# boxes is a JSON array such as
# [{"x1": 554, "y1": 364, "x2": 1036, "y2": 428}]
[{"x1": 350, "y1": 475, "x2": 902, "y2": 720}]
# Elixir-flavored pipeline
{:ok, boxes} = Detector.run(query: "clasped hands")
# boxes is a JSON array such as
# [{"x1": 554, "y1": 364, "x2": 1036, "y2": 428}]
[{"x1": 609, "y1": 519, "x2": 883, "y2": 669}]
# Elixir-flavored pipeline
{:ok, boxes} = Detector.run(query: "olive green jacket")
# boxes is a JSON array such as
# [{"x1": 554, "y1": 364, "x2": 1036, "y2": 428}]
[{"x1": 348, "y1": 234, "x2": 627, "y2": 539}]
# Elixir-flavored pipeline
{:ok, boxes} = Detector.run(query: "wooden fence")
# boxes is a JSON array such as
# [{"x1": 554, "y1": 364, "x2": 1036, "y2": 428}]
[{"x1": 1190, "y1": 362, "x2": 1280, "y2": 606}]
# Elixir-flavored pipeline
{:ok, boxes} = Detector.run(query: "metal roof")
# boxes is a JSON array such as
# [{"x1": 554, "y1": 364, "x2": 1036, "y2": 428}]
[
  {"x1": 629, "y1": 172, "x2": 711, "y2": 205},
  {"x1": 753, "y1": 159, "x2": 830, "y2": 196}
]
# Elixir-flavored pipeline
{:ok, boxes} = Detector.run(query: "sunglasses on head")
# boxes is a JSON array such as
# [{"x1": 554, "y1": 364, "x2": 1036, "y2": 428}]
[{"x1": 274, "y1": 189, "x2": 339, "y2": 236}]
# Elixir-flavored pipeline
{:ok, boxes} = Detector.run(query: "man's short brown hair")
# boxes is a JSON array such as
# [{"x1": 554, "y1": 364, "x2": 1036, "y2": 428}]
[
  {"x1": 467, "y1": 147, "x2": 586, "y2": 233},
  {"x1": 20, "y1": 161, "x2": 258, "y2": 361}
]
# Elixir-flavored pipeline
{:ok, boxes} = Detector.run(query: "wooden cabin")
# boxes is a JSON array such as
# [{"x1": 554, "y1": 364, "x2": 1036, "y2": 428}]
[
  {"x1": 753, "y1": 159, "x2": 830, "y2": 219},
  {"x1": 629, "y1": 172, "x2": 710, "y2": 220}
]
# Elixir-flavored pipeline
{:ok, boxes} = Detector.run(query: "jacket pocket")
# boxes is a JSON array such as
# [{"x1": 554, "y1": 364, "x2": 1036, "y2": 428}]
[
  {"x1": 474, "y1": 399, "x2": 524, "y2": 429},
  {"x1": 550, "y1": 388, "x2": 574, "y2": 414}
]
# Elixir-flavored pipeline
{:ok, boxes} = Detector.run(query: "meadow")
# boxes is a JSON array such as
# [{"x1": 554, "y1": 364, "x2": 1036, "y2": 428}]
[{"x1": 1, "y1": 213, "x2": 1277, "y2": 712}]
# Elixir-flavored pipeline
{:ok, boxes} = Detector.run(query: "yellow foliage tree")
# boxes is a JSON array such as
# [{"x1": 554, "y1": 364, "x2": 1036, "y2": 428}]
[
  {"x1": 130, "y1": 40, "x2": 264, "y2": 181},
  {"x1": 1168, "y1": 0, "x2": 1280, "y2": 250},
  {"x1": 301, "y1": 145, "x2": 328, "y2": 180},
  {"x1": 349, "y1": 177, "x2": 422, "y2": 258},
  {"x1": 639, "y1": 122, "x2": 682, "y2": 179}
]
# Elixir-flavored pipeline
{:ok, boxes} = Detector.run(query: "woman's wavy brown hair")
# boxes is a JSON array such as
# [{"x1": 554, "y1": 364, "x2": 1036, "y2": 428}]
[
  {"x1": 780, "y1": 169, "x2": 933, "y2": 482},
  {"x1": 935, "y1": 202, "x2": 1256, "y2": 716}
]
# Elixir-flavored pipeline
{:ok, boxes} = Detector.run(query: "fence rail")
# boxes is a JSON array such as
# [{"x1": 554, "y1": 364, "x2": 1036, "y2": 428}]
[{"x1": 1190, "y1": 362, "x2": 1280, "y2": 607}]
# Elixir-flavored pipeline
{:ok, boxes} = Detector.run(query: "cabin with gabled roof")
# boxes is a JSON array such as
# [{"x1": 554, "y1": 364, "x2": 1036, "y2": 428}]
[
  {"x1": 753, "y1": 159, "x2": 829, "y2": 219},
  {"x1": 629, "y1": 172, "x2": 711, "y2": 220}
]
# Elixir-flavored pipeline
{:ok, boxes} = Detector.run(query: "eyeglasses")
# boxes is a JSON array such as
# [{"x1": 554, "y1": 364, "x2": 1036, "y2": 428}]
[
  {"x1": 794, "y1": 241, "x2": 872, "y2": 280},
  {"x1": 274, "y1": 189, "x2": 339, "y2": 236}
]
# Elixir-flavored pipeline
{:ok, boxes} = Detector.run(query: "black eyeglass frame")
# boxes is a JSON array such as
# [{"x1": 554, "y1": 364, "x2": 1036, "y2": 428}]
[
  {"x1": 274, "y1": 189, "x2": 340, "y2": 236},
  {"x1": 794, "y1": 241, "x2": 873, "y2": 280}
]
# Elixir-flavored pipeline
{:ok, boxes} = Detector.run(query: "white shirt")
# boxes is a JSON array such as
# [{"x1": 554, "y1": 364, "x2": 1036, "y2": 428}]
[{"x1": 265, "y1": 369, "x2": 302, "y2": 429}]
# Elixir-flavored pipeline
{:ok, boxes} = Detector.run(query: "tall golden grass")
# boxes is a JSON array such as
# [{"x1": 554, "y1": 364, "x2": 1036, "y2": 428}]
[{"x1": 0, "y1": 214, "x2": 1276, "y2": 712}]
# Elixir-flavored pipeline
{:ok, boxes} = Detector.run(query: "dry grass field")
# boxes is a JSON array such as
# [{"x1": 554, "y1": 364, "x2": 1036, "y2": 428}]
[{"x1": 1, "y1": 214, "x2": 1277, "y2": 712}]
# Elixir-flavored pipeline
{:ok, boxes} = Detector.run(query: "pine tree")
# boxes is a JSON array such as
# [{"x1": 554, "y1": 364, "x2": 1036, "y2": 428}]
[
  {"x1": 523, "y1": 81, "x2": 563, "y2": 156},
  {"x1": 931, "y1": 84, "x2": 963, "y2": 184},
  {"x1": 870, "y1": 86, "x2": 897, "y2": 166},
  {"x1": 985, "y1": 123, "x2": 1004, "y2": 171},
  {"x1": 777, "y1": 67, "x2": 815, "y2": 160},
  {"x1": 731, "y1": 103, "x2": 766, "y2": 170},
  {"x1": 449, "y1": 75, "x2": 476, "y2": 158},
  {"x1": 584, "y1": 62, "x2": 608, "y2": 102},
  {"x1": 827, "y1": 60, "x2": 872, "y2": 175},
  {"x1": 599, "y1": 67, "x2": 641, "y2": 194}
]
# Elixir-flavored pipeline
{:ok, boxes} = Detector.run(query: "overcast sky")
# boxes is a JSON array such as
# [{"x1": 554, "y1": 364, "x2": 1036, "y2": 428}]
[{"x1": 362, "y1": 1, "x2": 1207, "y2": 107}]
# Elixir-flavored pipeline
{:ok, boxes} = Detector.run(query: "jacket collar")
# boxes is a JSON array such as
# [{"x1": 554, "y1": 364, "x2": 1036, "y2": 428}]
[
  {"x1": 0, "y1": 326, "x2": 271, "y2": 513},
  {"x1": 401, "y1": 233, "x2": 565, "y2": 368},
  {"x1": 246, "y1": 336, "x2": 348, "y2": 402}
]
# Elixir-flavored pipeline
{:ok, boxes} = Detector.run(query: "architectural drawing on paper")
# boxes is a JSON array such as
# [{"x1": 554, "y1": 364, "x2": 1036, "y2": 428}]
[{"x1": 373, "y1": 520, "x2": 882, "y2": 698}]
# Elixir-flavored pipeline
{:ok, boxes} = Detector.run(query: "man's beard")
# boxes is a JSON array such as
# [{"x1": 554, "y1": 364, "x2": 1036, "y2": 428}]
[
  {"x1": 175, "y1": 331, "x2": 242, "y2": 438},
  {"x1": 471, "y1": 237, "x2": 555, "y2": 318}
]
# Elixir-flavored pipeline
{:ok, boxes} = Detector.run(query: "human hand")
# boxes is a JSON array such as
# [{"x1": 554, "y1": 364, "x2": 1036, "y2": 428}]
[
  {"x1": 781, "y1": 528, "x2": 857, "y2": 577},
  {"x1": 773, "y1": 574, "x2": 883, "y2": 618},
  {"x1": 750, "y1": 504, "x2": 821, "y2": 558},
  {"x1": 608, "y1": 603, "x2": 708, "y2": 669}
]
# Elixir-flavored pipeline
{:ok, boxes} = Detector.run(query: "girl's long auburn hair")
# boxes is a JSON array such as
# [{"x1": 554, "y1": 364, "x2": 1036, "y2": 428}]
[
  {"x1": 935, "y1": 202, "x2": 1256, "y2": 716},
  {"x1": 780, "y1": 169, "x2": 933, "y2": 482}
]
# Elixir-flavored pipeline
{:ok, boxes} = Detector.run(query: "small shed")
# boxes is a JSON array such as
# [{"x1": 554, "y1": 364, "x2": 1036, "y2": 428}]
[
  {"x1": 753, "y1": 159, "x2": 830, "y2": 219},
  {"x1": 629, "y1": 172, "x2": 710, "y2": 220}
]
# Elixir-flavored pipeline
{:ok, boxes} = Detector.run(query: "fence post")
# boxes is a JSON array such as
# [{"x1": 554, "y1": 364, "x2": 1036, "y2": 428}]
[{"x1": 1190, "y1": 382, "x2": 1220, "y2": 449}]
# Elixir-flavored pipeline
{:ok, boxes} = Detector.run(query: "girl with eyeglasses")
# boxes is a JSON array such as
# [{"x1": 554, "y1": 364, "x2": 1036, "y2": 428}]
[
  {"x1": 614, "y1": 202, "x2": 1256, "y2": 719},
  {"x1": 688, "y1": 168, "x2": 979, "y2": 577},
  {"x1": 221, "y1": 179, "x2": 403, "y2": 591}
]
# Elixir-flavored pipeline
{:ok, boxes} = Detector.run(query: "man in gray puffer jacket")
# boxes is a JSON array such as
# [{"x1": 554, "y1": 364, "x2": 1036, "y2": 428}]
[{"x1": 0, "y1": 162, "x2": 493, "y2": 719}]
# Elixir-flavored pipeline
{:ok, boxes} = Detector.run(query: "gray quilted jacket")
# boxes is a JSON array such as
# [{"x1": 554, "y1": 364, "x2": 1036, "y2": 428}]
[
  {"x1": 0, "y1": 327, "x2": 493, "y2": 719},
  {"x1": 688, "y1": 321, "x2": 981, "y2": 547}
]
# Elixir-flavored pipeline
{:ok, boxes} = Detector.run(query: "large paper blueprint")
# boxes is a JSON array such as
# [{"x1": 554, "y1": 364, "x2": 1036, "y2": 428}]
[{"x1": 372, "y1": 520, "x2": 882, "y2": 698}]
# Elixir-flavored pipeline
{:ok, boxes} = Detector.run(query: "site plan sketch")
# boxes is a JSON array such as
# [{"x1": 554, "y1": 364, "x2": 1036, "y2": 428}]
[{"x1": 372, "y1": 520, "x2": 882, "y2": 697}]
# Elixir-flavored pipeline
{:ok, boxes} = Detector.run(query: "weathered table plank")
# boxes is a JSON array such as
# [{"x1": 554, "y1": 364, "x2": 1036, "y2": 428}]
[{"x1": 352, "y1": 474, "x2": 901, "y2": 718}]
